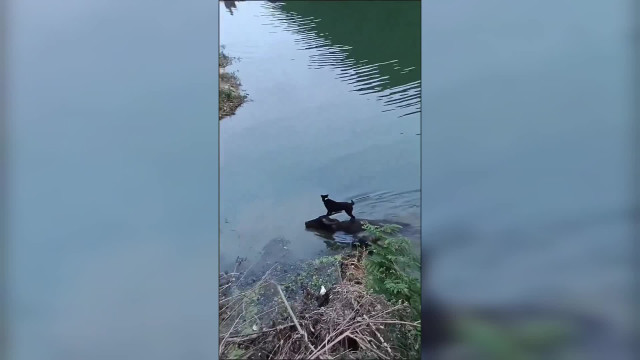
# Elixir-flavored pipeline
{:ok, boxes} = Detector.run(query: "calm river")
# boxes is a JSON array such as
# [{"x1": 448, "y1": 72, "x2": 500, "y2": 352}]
[{"x1": 219, "y1": 1, "x2": 422, "y2": 271}]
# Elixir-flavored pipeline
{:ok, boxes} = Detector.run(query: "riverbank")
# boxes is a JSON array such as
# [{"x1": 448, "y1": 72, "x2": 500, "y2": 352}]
[
  {"x1": 219, "y1": 254, "x2": 422, "y2": 359},
  {"x1": 219, "y1": 48, "x2": 247, "y2": 120},
  {"x1": 219, "y1": 224, "x2": 423, "y2": 359}
]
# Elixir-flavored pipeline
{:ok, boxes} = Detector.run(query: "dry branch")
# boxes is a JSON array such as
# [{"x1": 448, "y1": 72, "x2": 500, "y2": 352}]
[{"x1": 218, "y1": 252, "x2": 420, "y2": 359}]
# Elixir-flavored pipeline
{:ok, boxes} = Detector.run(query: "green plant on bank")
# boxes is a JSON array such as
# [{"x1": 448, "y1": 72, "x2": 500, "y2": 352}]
[
  {"x1": 220, "y1": 87, "x2": 246, "y2": 102},
  {"x1": 362, "y1": 223, "x2": 421, "y2": 357},
  {"x1": 219, "y1": 45, "x2": 247, "y2": 120},
  {"x1": 219, "y1": 70, "x2": 245, "y2": 106},
  {"x1": 219, "y1": 86, "x2": 247, "y2": 120},
  {"x1": 362, "y1": 223, "x2": 421, "y2": 316}
]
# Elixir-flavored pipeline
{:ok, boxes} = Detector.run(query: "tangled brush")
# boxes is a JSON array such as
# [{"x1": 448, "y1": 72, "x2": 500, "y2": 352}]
[{"x1": 219, "y1": 252, "x2": 420, "y2": 359}]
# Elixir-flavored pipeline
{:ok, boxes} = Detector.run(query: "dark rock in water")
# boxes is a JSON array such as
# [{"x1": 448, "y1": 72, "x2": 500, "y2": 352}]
[{"x1": 304, "y1": 215, "x2": 410, "y2": 245}]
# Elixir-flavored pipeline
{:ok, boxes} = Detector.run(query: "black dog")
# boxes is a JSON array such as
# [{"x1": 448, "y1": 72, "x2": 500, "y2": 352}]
[{"x1": 321, "y1": 194, "x2": 356, "y2": 220}]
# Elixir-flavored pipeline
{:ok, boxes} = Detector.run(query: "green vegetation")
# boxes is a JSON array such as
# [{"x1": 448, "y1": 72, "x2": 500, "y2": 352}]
[
  {"x1": 361, "y1": 223, "x2": 422, "y2": 358},
  {"x1": 218, "y1": 227, "x2": 422, "y2": 359},
  {"x1": 363, "y1": 223, "x2": 421, "y2": 316},
  {"x1": 219, "y1": 46, "x2": 247, "y2": 120}
]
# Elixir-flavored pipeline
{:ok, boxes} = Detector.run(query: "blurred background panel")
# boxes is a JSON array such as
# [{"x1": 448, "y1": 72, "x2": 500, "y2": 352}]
[
  {"x1": 422, "y1": 0, "x2": 635, "y2": 358},
  {"x1": 6, "y1": 1, "x2": 219, "y2": 359}
]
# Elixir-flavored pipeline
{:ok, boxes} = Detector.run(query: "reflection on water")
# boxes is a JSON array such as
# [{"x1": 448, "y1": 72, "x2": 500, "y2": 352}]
[{"x1": 261, "y1": 1, "x2": 421, "y2": 117}]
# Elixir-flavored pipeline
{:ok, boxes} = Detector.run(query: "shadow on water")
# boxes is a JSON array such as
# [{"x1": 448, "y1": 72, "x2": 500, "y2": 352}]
[{"x1": 261, "y1": 0, "x2": 421, "y2": 117}]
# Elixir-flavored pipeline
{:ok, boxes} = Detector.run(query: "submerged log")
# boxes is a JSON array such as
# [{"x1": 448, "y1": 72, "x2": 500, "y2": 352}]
[{"x1": 304, "y1": 215, "x2": 410, "y2": 245}]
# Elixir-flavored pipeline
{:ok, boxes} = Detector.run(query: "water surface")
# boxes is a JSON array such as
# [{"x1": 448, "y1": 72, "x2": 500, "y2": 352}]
[{"x1": 219, "y1": 1, "x2": 422, "y2": 271}]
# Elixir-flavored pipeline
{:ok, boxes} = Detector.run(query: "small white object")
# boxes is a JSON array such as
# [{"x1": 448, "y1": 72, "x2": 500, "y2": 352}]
[
  {"x1": 252, "y1": 324, "x2": 258, "y2": 331},
  {"x1": 319, "y1": 285, "x2": 326, "y2": 296}
]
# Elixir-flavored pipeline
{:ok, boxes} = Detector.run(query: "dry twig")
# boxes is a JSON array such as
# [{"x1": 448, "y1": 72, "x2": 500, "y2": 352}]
[
  {"x1": 274, "y1": 282, "x2": 317, "y2": 353},
  {"x1": 218, "y1": 251, "x2": 420, "y2": 359}
]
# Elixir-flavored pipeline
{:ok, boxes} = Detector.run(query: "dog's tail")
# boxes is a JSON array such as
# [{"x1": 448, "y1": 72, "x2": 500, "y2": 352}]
[{"x1": 351, "y1": 200, "x2": 355, "y2": 205}]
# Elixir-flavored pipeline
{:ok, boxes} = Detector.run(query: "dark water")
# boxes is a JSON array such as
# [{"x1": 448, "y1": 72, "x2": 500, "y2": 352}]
[{"x1": 219, "y1": 1, "x2": 421, "y2": 270}]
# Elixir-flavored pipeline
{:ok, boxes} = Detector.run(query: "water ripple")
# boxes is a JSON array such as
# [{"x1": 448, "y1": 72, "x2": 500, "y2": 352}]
[{"x1": 261, "y1": 2, "x2": 421, "y2": 118}]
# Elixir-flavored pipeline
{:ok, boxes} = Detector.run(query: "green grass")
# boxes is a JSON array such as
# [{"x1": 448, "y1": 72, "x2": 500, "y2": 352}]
[
  {"x1": 362, "y1": 223, "x2": 421, "y2": 316},
  {"x1": 361, "y1": 223, "x2": 421, "y2": 358}
]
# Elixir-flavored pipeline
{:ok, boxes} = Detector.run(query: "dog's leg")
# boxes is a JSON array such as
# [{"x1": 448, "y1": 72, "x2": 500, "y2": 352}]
[{"x1": 346, "y1": 209, "x2": 356, "y2": 221}]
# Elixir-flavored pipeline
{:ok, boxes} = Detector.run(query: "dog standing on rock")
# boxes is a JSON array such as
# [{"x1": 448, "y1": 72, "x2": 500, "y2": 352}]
[{"x1": 321, "y1": 194, "x2": 356, "y2": 220}]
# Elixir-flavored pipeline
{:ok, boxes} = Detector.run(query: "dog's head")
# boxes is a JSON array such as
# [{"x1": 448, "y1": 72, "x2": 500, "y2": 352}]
[{"x1": 320, "y1": 194, "x2": 329, "y2": 201}]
